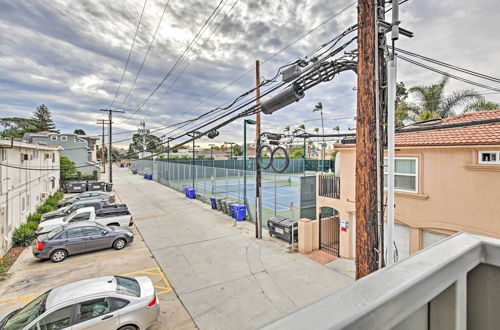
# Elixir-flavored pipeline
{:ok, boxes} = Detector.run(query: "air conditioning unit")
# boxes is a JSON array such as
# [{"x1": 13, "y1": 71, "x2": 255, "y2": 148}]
[
  {"x1": 45, "y1": 154, "x2": 50, "y2": 159},
  {"x1": 41, "y1": 192, "x2": 49, "y2": 199},
  {"x1": 21, "y1": 153, "x2": 29, "y2": 161}
]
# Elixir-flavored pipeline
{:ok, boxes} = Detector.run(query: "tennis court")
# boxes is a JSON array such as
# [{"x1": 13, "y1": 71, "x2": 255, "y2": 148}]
[{"x1": 195, "y1": 178, "x2": 300, "y2": 211}]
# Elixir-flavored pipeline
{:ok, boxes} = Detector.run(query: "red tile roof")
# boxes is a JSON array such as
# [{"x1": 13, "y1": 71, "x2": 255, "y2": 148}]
[{"x1": 336, "y1": 110, "x2": 500, "y2": 148}]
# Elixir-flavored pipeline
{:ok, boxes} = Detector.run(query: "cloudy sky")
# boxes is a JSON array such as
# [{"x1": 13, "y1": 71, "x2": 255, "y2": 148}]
[{"x1": 1, "y1": 0, "x2": 499, "y2": 149}]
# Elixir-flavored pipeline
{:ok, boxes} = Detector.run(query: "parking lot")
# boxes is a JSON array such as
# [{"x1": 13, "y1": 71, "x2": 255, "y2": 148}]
[{"x1": 0, "y1": 196, "x2": 195, "y2": 329}]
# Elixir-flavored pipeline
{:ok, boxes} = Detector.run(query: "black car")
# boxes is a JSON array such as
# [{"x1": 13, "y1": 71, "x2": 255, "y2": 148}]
[{"x1": 33, "y1": 221, "x2": 134, "y2": 262}]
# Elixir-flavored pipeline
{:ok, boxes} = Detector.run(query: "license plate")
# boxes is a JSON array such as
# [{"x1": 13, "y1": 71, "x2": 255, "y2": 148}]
[{"x1": 275, "y1": 227, "x2": 284, "y2": 234}]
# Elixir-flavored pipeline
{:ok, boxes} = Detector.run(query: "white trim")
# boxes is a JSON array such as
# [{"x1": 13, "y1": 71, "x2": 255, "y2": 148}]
[
  {"x1": 61, "y1": 135, "x2": 68, "y2": 141},
  {"x1": 50, "y1": 135, "x2": 57, "y2": 141},
  {"x1": 478, "y1": 150, "x2": 500, "y2": 164},
  {"x1": 384, "y1": 156, "x2": 419, "y2": 193}
]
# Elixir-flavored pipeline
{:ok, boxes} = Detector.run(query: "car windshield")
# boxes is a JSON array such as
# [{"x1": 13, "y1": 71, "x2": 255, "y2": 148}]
[
  {"x1": 2, "y1": 291, "x2": 50, "y2": 330},
  {"x1": 115, "y1": 276, "x2": 140, "y2": 297},
  {"x1": 62, "y1": 210, "x2": 77, "y2": 223},
  {"x1": 47, "y1": 226, "x2": 64, "y2": 239}
]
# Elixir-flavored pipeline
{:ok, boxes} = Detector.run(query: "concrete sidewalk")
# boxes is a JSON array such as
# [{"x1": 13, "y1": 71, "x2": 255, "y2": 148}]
[{"x1": 114, "y1": 167, "x2": 353, "y2": 330}]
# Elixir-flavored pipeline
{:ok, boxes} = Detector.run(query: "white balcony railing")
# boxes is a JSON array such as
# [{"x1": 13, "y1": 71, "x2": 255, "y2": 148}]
[{"x1": 261, "y1": 233, "x2": 500, "y2": 330}]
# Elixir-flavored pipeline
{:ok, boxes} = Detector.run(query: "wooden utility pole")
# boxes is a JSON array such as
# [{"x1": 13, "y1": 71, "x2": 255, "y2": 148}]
[
  {"x1": 355, "y1": 0, "x2": 385, "y2": 279},
  {"x1": 255, "y1": 60, "x2": 262, "y2": 239},
  {"x1": 100, "y1": 109, "x2": 125, "y2": 184},
  {"x1": 97, "y1": 119, "x2": 108, "y2": 174}
]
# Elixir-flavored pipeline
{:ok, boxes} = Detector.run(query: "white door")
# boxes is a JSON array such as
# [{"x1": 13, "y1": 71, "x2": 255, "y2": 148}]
[
  {"x1": 423, "y1": 230, "x2": 449, "y2": 249},
  {"x1": 394, "y1": 224, "x2": 410, "y2": 262}
]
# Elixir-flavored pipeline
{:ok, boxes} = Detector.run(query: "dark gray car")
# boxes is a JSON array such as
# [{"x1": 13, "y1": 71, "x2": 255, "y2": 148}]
[
  {"x1": 33, "y1": 221, "x2": 133, "y2": 262},
  {"x1": 56, "y1": 192, "x2": 116, "y2": 208}
]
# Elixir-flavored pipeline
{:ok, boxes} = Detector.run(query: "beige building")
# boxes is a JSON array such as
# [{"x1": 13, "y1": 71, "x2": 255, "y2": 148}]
[
  {"x1": 316, "y1": 110, "x2": 500, "y2": 260},
  {"x1": 0, "y1": 138, "x2": 61, "y2": 254}
]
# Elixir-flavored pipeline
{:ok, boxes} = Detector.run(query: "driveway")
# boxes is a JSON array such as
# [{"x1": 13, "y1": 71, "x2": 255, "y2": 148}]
[
  {"x1": 0, "y1": 207, "x2": 195, "y2": 330},
  {"x1": 114, "y1": 167, "x2": 353, "y2": 330}
]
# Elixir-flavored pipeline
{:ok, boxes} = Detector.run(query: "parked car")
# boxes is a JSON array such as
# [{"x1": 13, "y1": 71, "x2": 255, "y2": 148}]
[
  {"x1": 0, "y1": 275, "x2": 159, "y2": 330},
  {"x1": 37, "y1": 207, "x2": 133, "y2": 236},
  {"x1": 56, "y1": 191, "x2": 115, "y2": 208},
  {"x1": 41, "y1": 199, "x2": 115, "y2": 222},
  {"x1": 33, "y1": 221, "x2": 134, "y2": 262}
]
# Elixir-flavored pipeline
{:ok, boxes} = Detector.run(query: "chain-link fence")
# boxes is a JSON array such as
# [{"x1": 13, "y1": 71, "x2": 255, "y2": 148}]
[
  {"x1": 151, "y1": 158, "x2": 334, "y2": 173},
  {"x1": 132, "y1": 159, "x2": 317, "y2": 225}
]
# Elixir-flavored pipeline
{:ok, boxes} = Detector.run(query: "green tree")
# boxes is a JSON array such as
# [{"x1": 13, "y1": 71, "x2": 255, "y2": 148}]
[
  {"x1": 289, "y1": 146, "x2": 304, "y2": 159},
  {"x1": 408, "y1": 76, "x2": 488, "y2": 121},
  {"x1": 128, "y1": 133, "x2": 161, "y2": 153},
  {"x1": 60, "y1": 156, "x2": 77, "y2": 181},
  {"x1": 464, "y1": 100, "x2": 499, "y2": 112},
  {"x1": 232, "y1": 144, "x2": 242, "y2": 157},
  {"x1": 0, "y1": 117, "x2": 39, "y2": 137},
  {"x1": 32, "y1": 104, "x2": 57, "y2": 132},
  {"x1": 74, "y1": 129, "x2": 86, "y2": 135}
]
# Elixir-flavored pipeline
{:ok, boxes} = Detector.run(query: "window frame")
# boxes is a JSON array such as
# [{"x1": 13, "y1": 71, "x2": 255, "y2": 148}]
[
  {"x1": 28, "y1": 304, "x2": 74, "y2": 330},
  {"x1": 73, "y1": 297, "x2": 113, "y2": 325},
  {"x1": 478, "y1": 150, "x2": 500, "y2": 164},
  {"x1": 50, "y1": 135, "x2": 57, "y2": 141},
  {"x1": 384, "y1": 156, "x2": 419, "y2": 194},
  {"x1": 61, "y1": 135, "x2": 68, "y2": 141}
]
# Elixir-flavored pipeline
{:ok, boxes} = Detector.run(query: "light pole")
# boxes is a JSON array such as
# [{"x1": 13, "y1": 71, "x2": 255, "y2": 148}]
[
  {"x1": 244, "y1": 119, "x2": 256, "y2": 208},
  {"x1": 187, "y1": 131, "x2": 201, "y2": 188},
  {"x1": 224, "y1": 142, "x2": 235, "y2": 159},
  {"x1": 313, "y1": 102, "x2": 326, "y2": 173},
  {"x1": 209, "y1": 144, "x2": 215, "y2": 159}
]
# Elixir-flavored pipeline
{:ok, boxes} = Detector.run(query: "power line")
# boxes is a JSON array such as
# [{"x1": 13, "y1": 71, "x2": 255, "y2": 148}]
[
  {"x1": 395, "y1": 48, "x2": 500, "y2": 84},
  {"x1": 399, "y1": 55, "x2": 500, "y2": 93},
  {"x1": 114, "y1": 0, "x2": 172, "y2": 113},
  {"x1": 138, "y1": 1, "x2": 358, "y2": 135},
  {"x1": 136, "y1": 0, "x2": 240, "y2": 122},
  {"x1": 120, "y1": 0, "x2": 227, "y2": 123},
  {"x1": 109, "y1": 0, "x2": 149, "y2": 108}
]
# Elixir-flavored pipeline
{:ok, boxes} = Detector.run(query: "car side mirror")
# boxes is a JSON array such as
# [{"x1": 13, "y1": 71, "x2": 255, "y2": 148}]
[{"x1": 101, "y1": 230, "x2": 108, "y2": 235}]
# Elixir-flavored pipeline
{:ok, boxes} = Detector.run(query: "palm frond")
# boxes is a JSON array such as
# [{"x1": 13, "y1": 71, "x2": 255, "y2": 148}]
[
  {"x1": 440, "y1": 89, "x2": 484, "y2": 117},
  {"x1": 463, "y1": 100, "x2": 500, "y2": 113}
]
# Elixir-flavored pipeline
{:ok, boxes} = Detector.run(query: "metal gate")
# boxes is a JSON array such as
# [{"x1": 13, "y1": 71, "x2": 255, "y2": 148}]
[{"x1": 319, "y1": 213, "x2": 340, "y2": 256}]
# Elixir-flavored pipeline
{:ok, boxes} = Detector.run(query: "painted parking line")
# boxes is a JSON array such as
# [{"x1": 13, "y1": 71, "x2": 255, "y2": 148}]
[
  {"x1": 13, "y1": 248, "x2": 147, "y2": 274},
  {"x1": 0, "y1": 266, "x2": 173, "y2": 306},
  {"x1": 122, "y1": 266, "x2": 173, "y2": 295}
]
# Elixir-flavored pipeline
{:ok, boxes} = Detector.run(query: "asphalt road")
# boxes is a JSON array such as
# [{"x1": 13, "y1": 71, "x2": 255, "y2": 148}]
[{"x1": 115, "y1": 167, "x2": 353, "y2": 330}]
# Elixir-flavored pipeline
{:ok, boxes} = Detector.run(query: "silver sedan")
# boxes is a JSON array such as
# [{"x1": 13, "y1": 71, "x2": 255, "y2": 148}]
[{"x1": 0, "y1": 275, "x2": 160, "y2": 330}]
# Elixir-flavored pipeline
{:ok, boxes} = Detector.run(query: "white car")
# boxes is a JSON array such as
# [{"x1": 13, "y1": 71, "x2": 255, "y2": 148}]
[
  {"x1": 37, "y1": 207, "x2": 133, "y2": 235},
  {"x1": 0, "y1": 276, "x2": 159, "y2": 330}
]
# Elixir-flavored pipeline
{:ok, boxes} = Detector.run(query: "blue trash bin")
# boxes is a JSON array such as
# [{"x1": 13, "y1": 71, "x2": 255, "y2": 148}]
[
  {"x1": 187, "y1": 188, "x2": 196, "y2": 199},
  {"x1": 236, "y1": 205, "x2": 247, "y2": 221},
  {"x1": 229, "y1": 203, "x2": 239, "y2": 218},
  {"x1": 144, "y1": 174, "x2": 148, "y2": 179},
  {"x1": 183, "y1": 185, "x2": 189, "y2": 196},
  {"x1": 210, "y1": 197, "x2": 217, "y2": 209}
]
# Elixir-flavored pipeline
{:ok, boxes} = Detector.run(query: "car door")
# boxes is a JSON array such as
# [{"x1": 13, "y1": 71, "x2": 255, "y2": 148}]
[
  {"x1": 84, "y1": 227, "x2": 112, "y2": 251},
  {"x1": 71, "y1": 297, "x2": 120, "y2": 330},
  {"x1": 65, "y1": 228, "x2": 87, "y2": 254},
  {"x1": 69, "y1": 212, "x2": 91, "y2": 224},
  {"x1": 27, "y1": 304, "x2": 74, "y2": 330}
]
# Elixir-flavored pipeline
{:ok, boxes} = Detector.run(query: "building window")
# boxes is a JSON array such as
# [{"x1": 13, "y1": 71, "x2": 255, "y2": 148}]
[
  {"x1": 22, "y1": 197, "x2": 26, "y2": 212},
  {"x1": 50, "y1": 135, "x2": 57, "y2": 141},
  {"x1": 384, "y1": 157, "x2": 418, "y2": 193},
  {"x1": 0, "y1": 148, "x2": 6, "y2": 161},
  {"x1": 52, "y1": 153, "x2": 55, "y2": 163},
  {"x1": 478, "y1": 151, "x2": 500, "y2": 164},
  {"x1": 61, "y1": 136, "x2": 68, "y2": 141}
]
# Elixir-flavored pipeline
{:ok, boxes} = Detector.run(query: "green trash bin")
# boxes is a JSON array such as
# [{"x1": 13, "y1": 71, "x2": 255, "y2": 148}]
[{"x1": 105, "y1": 183, "x2": 113, "y2": 192}]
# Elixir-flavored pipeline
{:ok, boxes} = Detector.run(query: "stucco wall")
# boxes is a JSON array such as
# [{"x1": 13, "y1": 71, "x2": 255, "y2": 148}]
[{"x1": 317, "y1": 145, "x2": 500, "y2": 259}]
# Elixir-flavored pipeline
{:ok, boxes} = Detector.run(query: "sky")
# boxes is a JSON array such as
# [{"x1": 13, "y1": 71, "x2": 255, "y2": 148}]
[{"x1": 1, "y1": 0, "x2": 499, "y2": 149}]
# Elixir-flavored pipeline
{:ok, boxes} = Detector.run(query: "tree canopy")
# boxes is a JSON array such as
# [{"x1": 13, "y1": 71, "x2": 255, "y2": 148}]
[
  {"x1": 74, "y1": 129, "x2": 86, "y2": 135},
  {"x1": 1, "y1": 104, "x2": 58, "y2": 137},
  {"x1": 32, "y1": 104, "x2": 57, "y2": 132}
]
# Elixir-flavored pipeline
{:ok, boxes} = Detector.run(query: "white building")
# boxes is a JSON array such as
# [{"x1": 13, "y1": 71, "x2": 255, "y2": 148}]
[{"x1": 0, "y1": 138, "x2": 61, "y2": 254}]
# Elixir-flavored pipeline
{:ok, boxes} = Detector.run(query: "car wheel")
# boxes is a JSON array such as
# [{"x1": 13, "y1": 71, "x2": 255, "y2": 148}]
[
  {"x1": 50, "y1": 249, "x2": 67, "y2": 263},
  {"x1": 113, "y1": 238, "x2": 126, "y2": 250},
  {"x1": 118, "y1": 325, "x2": 137, "y2": 330}
]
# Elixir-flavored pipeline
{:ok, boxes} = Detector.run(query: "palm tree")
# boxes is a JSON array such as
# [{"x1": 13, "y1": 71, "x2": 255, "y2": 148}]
[
  {"x1": 408, "y1": 76, "x2": 489, "y2": 121},
  {"x1": 464, "y1": 100, "x2": 499, "y2": 112}
]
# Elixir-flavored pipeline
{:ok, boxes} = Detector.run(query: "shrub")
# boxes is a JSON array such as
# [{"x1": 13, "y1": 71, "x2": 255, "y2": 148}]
[
  {"x1": 27, "y1": 213, "x2": 42, "y2": 223},
  {"x1": 0, "y1": 257, "x2": 10, "y2": 281},
  {"x1": 12, "y1": 221, "x2": 38, "y2": 247},
  {"x1": 45, "y1": 197, "x2": 59, "y2": 207},
  {"x1": 37, "y1": 204, "x2": 55, "y2": 214},
  {"x1": 53, "y1": 191, "x2": 64, "y2": 201}
]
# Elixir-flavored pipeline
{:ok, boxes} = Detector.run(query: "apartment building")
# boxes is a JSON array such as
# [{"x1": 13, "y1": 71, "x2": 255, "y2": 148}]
[
  {"x1": 23, "y1": 132, "x2": 100, "y2": 177},
  {"x1": 0, "y1": 138, "x2": 61, "y2": 254},
  {"x1": 316, "y1": 109, "x2": 500, "y2": 260}
]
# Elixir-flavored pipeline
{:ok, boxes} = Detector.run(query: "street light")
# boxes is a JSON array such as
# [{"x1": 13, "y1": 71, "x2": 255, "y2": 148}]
[
  {"x1": 224, "y1": 142, "x2": 235, "y2": 159},
  {"x1": 187, "y1": 131, "x2": 201, "y2": 188},
  {"x1": 313, "y1": 102, "x2": 326, "y2": 173},
  {"x1": 208, "y1": 144, "x2": 215, "y2": 160},
  {"x1": 244, "y1": 119, "x2": 256, "y2": 209}
]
